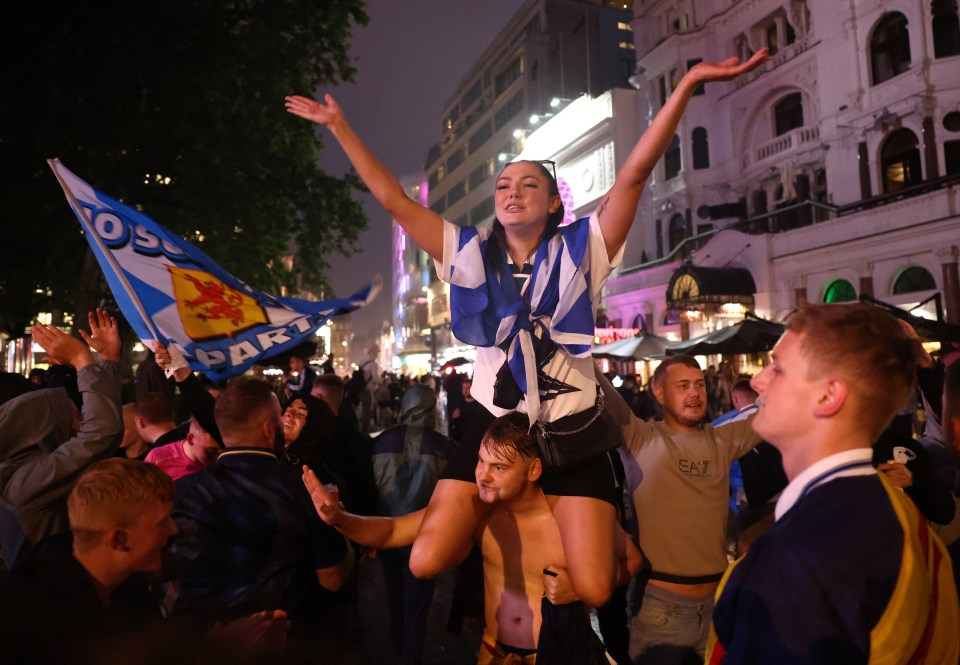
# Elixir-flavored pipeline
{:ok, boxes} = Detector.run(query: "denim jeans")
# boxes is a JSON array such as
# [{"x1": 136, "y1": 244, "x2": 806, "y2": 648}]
[{"x1": 628, "y1": 586, "x2": 713, "y2": 665}]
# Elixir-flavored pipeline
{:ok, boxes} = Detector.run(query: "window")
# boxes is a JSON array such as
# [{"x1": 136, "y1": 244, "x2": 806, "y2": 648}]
[
  {"x1": 880, "y1": 128, "x2": 922, "y2": 193},
  {"x1": 461, "y1": 80, "x2": 482, "y2": 109},
  {"x1": 814, "y1": 169, "x2": 828, "y2": 203},
  {"x1": 668, "y1": 213, "x2": 686, "y2": 252},
  {"x1": 429, "y1": 165, "x2": 445, "y2": 189},
  {"x1": 470, "y1": 195, "x2": 495, "y2": 224},
  {"x1": 462, "y1": 102, "x2": 487, "y2": 134},
  {"x1": 494, "y1": 93, "x2": 524, "y2": 130},
  {"x1": 892, "y1": 266, "x2": 936, "y2": 294},
  {"x1": 664, "y1": 135, "x2": 681, "y2": 180},
  {"x1": 447, "y1": 180, "x2": 466, "y2": 205},
  {"x1": 495, "y1": 56, "x2": 523, "y2": 97},
  {"x1": 945, "y1": 140, "x2": 960, "y2": 175},
  {"x1": 656, "y1": 218, "x2": 664, "y2": 258},
  {"x1": 430, "y1": 198, "x2": 447, "y2": 215},
  {"x1": 619, "y1": 41, "x2": 636, "y2": 50},
  {"x1": 670, "y1": 68, "x2": 679, "y2": 91},
  {"x1": 468, "y1": 122, "x2": 492, "y2": 154},
  {"x1": 469, "y1": 159, "x2": 496, "y2": 189},
  {"x1": 823, "y1": 279, "x2": 856, "y2": 303},
  {"x1": 774, "y1": 93, "x2": 804, "y2": 136},
  {"x1": 933, "y1": 0, "x2": 960, "y2": 58},
  {"x1": 766, "y1": 23, "x2": 779, "y2": 55},
  {"x1": 617, "y1": 21, "x2": 633, "y2": 31},
  {"x1": 752, "y1": 190, "x2": 768, "y2": 215},
  {"x1": 945, "y1": 111, "x2": 960, "y2": 132},
  {"x1": 658, "y1": 76, "x2": 667, "y2": 107},
  {"x1": 871, "y1": 13, "x2": 912, "y2": 85},
  {"x1": 786, "y1": 18, "x2": 797, "y2": 45},
  {"x1": 446, "y1": 147, "x2": 465, "y2": 173},
  {"x1": 692, "y1": 127, "x2": 709, "y2": 169}
]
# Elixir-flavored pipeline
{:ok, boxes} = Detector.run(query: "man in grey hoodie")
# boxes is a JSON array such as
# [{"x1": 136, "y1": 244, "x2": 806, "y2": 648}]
[{"x1": 0, "y1": 309, "x2": 123, "y2": 567}]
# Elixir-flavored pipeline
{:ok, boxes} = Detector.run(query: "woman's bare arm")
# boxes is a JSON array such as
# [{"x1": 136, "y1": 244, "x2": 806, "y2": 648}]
[
  {"x1": 285, "y1": 94, "x2": 444, "y2": 261},
  {"x1": 594, "y1": 50, "x2": 769, "y2": 260}
]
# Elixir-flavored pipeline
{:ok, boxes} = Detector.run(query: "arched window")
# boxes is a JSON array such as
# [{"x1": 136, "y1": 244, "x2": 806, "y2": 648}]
[
  {"x1": 664, "y1": 135, "x2": 682, "y2": 180},
  {"x1": 774, "y1": 93, "x2": 804, "y2": 136},
  {"x1": 692, "y1": 127, "x2": 709, "y2": 169},
  {"x1": 933, "y1": 0, "x2": 960, "y2": 58},
  {"x1": 892, "y1": 266, "x2": 936, "y2": 294},
  {"x1": 871, "y1": 13, "x2": 912, "y2": 84},
  {"x1": 881, "y1": 128, "x2": 922, "y2": 192},
  {"x1": 668, "y1": 213, "x2": 686, "y2": 252},
  {"x1": 823, "y1": 279, "x2": 857, "y2": 303}
]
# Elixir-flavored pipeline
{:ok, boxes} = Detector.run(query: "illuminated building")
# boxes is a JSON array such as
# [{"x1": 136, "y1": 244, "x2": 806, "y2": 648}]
[{"x1": 600, "y1": 0, "x2": 960, "y2": 353}]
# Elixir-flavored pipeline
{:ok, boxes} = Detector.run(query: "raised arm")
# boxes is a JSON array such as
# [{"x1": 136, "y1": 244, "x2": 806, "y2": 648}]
[
  {"x1": 285, "y1": 94, "x2": 445, "y2": 261},
  {"x1": 1, "y1": 316, "x2": 123, "y2": 508},
  {"x1": 595, "y1": 49, "x2": 769, "y2": 260},
  {"x1": 155, "y1": 344, "x2": 221, "y2": 446},
  {"x1": 302, "y1": 466, "x2": 423, "y2": 549}
]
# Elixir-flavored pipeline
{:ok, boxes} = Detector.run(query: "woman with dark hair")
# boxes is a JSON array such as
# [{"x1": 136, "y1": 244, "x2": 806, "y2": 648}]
[
  {"x1": 282, "y1": 395, "x2": 376, "y2": 515},
  {"x1": 285, "y1": 48, "x2": 768, "y2": 607}
]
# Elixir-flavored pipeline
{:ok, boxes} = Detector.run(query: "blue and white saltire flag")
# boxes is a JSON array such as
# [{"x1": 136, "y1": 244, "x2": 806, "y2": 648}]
[{"x1": 49, "y1": 159, "x2": 381, "y2": 381}]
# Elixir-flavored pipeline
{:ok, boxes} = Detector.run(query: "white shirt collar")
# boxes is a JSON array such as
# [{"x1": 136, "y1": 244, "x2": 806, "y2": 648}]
[{"x1": 774, "y1": 448, "x2": 875, "y2": 521}]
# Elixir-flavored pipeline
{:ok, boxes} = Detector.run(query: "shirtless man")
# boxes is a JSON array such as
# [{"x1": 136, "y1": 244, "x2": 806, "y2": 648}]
[{"x1": 303, "y1": 412, "x2": 640, "y2": 663}]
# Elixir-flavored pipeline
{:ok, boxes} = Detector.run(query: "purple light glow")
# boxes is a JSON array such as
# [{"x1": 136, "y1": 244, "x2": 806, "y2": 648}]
[{"x1": 557, "y1": 177, "x2": 576, "y2": 225}]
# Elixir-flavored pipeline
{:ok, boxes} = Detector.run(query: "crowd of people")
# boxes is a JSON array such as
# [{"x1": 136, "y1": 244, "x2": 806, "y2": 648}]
[
  {"x1": 2, "y1": 46, "x2": 959, "y2": 665},
  {"x1": 2, "y1": 300, "x2": 960, "y2": 665}
]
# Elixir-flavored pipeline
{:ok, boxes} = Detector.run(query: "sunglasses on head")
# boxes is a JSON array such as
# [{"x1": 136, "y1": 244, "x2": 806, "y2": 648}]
[{"x1": 532, "y1": 159, "x2": 558, "y2": 182}]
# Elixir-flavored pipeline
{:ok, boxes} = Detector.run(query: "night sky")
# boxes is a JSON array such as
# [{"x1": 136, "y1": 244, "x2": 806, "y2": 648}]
[{"x1": 316, "y1": 0, "x2": 521, "y2": 348}]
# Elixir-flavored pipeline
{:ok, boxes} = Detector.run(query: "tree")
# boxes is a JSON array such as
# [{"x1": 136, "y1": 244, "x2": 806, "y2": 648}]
[{"x1": 0, "y1": 0, "x2": 370, "y2": 336}]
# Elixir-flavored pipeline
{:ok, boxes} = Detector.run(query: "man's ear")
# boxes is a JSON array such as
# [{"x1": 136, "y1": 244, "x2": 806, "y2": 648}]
[
  {"x1": 528, "y1": 457, "x2": 543, "y2": 482},
  {"x1": 813, "y1": 377, "x2": 847, "y2": 418},
  {"x1": 134, "y1": 416, "x2": 145, "y2": 430},
  {"x1": 261, "y1": 418, "x2": 276, "y2": 445},
  {"x1": 652, "y1": 385, "x2": 666, "y2": 406},
  {"x1": 948, "y1": 415, "x2": 960, "y2": 455},
  {"x1": 110, "y1": 528, "x2": 130, "y2": 552}
]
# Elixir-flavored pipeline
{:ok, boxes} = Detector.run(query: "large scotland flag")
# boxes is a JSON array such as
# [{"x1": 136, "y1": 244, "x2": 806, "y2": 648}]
[{"x1": 49, "y1": 159, "x2": 380, "y2": 381}]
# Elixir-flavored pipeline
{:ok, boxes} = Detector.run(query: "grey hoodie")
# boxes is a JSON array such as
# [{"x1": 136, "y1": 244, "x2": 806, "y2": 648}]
[{"x1": 0, "y1": 361, "x2": 122, "y2": 566}]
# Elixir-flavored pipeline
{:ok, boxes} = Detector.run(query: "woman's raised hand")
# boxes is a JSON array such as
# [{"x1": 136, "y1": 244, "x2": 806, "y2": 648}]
[
  {"x1": 285, "y1": 93, "x2": 344, "y2": 128},
  {"x1": 688, "y1": 48, "x2": 770, "y2": 84}
]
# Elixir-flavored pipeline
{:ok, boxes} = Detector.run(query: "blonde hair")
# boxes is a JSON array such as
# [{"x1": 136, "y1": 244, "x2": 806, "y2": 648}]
[{"x1": 68, "y1": 458, "x2": 175, "y2": 552}]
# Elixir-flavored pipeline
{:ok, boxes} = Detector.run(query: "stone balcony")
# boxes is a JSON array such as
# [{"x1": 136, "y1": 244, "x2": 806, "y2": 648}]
[{"x1": 741, "y1": 125, "x2": 820, "y2": 170}]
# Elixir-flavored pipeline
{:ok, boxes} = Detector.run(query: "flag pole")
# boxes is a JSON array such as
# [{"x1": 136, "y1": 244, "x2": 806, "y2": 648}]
[{"x1": 47, "y1": 158, "x2": 163, "y2": 342}]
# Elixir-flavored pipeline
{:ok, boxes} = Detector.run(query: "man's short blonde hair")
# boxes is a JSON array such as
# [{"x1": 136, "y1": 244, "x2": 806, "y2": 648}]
[
  {"x1": 785, "y1": 303, "x2": 923, "y2": 439},
  {"x1": 67, "y1": 458, "x2": 175, "y2": 552}
]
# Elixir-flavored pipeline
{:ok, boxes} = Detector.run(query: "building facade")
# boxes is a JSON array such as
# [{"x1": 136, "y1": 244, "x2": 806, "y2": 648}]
[
  {"x1": 417, "y1": 0, "x2": 638, "y2": 366},
  {"x1": 603, "y1": 0, "x2": 960, "y2": 345},
  {"x1": 391, "y1": 173, "x2": 435, "y2": 376}
]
